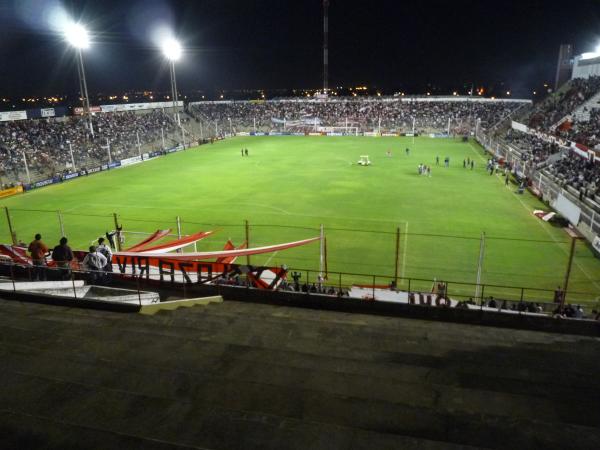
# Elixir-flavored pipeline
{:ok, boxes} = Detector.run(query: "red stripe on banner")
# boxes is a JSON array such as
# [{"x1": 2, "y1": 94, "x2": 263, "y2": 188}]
[
  {"x1": 0, "y1": 245, "x2": 31, "y2": 265},
  {"x1": 216, "y1": 240, "x2": 248, "y2": 264},
  {"x1": 114, "y1": 236, "x2": 320, "y2": 261},
  {"x1": 137, "y1": 231, "x2": 214, "y2": 253},
  {"x1": 125, "y1": 229, "x2": 172, "y2": 252}
]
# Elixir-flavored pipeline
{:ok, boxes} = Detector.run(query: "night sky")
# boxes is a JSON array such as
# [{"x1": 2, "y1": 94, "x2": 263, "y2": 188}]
[{"x1": 1, "y1": 0, "x2": 600, "y2": 97}]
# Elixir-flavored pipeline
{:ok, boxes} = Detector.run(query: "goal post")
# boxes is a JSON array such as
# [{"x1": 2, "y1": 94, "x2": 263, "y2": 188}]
[{"x1": 317, "y1": 126, "x2": 359, "y2": 136}]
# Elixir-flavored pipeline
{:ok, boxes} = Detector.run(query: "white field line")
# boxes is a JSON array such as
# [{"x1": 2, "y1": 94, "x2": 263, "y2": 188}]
[
  {"x1": 470, "y1": 142, "x2": 600, "y2": 291},
  {"x1": 242, "y1": 203, "x2": 291, "y2": 215},
  {"x1": 79, "y1": 202, "x2": 405, "y2": 225},
  {"x1": 263, "y1": 251, "x2": 278, "y2": 266},
  {"x1": 468, "y1": 142, "x2": 488, "y2": 163},
  {"x1": 509, "y1": 177, "x2": 600, "y2": 291}
]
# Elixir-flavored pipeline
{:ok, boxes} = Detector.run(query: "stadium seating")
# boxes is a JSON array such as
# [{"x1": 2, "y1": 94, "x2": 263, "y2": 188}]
[
  {"x1": 2, "y1": 91, "x2": 600, "y2": 203},
  {"x1": 545, "y1": 156, "x2": 600, "y2": 200},
  {"x1": 557, "y1": 108, "x2": 600, "y2": 148},
  {"x1": 527, "y1": 76, "x2": 600, "y2": 131},
  {"x1": 503, "y1": 129, "x2": 562, "y2": 165},
  {"x1": 189, "y1": 98, "x2": 522, "y2": 134},
  {"x1": 0, "y1": 110, "x2": 178, "y2": 184},
  {"x1": 1, "y1": 297, "x2": 600, "y2": 449}
]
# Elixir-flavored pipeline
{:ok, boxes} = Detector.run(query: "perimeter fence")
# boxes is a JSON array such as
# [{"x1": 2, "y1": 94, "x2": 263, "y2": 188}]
[{"x1": 2, "y1": 206, "x2": 599, "y2": 306}]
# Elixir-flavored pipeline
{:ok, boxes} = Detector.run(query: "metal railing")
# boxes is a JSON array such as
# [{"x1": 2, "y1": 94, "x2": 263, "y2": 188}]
[
  {"x1": 3, "y1": 259, "x2": 597, "y2": 320},
  {"x1": 0, "y1": 261, "x2": 145, "y2": 307}
]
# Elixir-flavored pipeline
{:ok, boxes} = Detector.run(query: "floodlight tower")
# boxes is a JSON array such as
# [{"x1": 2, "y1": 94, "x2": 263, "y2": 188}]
[
  {"x1": 65, "y1": 23, "x2": 94, "y2": 137},
  {"x1": 161, "y1": 38, "x2": 185, "y2": 147},
  {"x1": 323, "y1": 0, "x2": 329, "y2": 96}
]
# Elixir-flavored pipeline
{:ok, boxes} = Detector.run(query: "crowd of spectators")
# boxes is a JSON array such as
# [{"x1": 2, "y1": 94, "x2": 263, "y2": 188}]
[
  {"x1": 545, "y1": 154, "x2": 600, "y2": 200},
  {"x1": 191, "y1": 98, "x2": 522, "y2": 134},
  {"x1": 0, "y1": 110, "x2": 177, "y2": 183},
  {"x1": 557, "y1": 108, "x2": 600, "y2": 149},
  {"x1": 503, "y1": 129, "x2": 562, "y2": 166},
  {"x1": 528, "y1": 76, "x2": 600, "y2": 131}
]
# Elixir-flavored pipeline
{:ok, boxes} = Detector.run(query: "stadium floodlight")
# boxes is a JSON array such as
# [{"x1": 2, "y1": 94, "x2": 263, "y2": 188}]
[
  {"x1": 160, "y1": 36, "x2": 185, "y2": 146},
  {"x1": 161, "y1": 38, "x2": 182, "y2": 61},
  {"x1": 64, "y1": 22, "x2": 90, "y2": 49},
  {"x1": 581, "y1": 52, "x2": 597, "y2": 60},
  {"x1": 64, "y1": 21, "x2": 94, "y2": 138}
]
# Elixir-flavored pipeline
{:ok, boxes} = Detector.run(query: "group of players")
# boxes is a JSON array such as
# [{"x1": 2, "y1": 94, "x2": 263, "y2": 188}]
[{"x1": 383, "y1": 146, "x2": 483, "y2": 178}]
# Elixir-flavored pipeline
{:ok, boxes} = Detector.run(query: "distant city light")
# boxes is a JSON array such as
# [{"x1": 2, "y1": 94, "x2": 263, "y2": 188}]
[{"x1": 161, "y1": 38, "x2": 182, "y2": 61}]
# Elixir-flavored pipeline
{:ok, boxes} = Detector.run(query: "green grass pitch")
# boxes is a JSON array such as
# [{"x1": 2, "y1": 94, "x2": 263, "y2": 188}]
[{"x1": 1, "y1": 136, "x2": 599, "y2": 305}]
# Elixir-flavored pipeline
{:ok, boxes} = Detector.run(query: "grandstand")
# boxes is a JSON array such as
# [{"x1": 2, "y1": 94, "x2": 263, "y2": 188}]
[
  {"x1": 3, "y1": 3, "x2": 600, "y2": 448},
  {"x1": 1, "y1": 297, "x2": 599, "y2": 449},
  {"x1": 188, "y1": 96, "x2": 524, "y2": 136},
  {"x1": 0, "y1": 108, "x2": 185, "y2": 185}
]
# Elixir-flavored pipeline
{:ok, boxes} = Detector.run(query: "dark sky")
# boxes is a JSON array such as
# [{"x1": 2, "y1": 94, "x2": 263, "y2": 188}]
[{"x1": 1, "y1": 0, "x2": 600, "y2": 97}]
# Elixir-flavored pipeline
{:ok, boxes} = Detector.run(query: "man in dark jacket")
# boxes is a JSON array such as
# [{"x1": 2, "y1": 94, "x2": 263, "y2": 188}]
[{"x1": 52, "y1": 237, "x2": 74, "y2": 280}]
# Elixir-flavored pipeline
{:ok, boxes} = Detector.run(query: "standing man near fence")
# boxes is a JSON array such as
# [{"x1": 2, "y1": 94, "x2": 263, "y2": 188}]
[
  {"x1": 28, "y1": 233, "x2": 49, "y2": 281},
  {"x1": 82, "y1": 246, "x2": 107, "y2": 284},
  {"x1": 97, "y1": 237, "x2": 113, "y2": 272},
  {"x1": 51, "y1": 237, "x2": 74, "y2": 280}
]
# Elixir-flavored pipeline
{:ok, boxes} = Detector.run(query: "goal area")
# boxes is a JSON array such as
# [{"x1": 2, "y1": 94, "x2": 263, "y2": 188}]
[{"x1": 317, "y1": 126, "x2": 359, "y2": 136}]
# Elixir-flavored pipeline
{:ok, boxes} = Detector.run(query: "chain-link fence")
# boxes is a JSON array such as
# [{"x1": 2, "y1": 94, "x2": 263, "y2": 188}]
[{"x1": 3, "y1": 207, "x2": 599, "y2": 306}]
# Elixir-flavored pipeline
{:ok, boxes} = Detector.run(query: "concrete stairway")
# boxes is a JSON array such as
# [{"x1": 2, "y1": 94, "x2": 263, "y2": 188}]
[
  {"x1": 573, "y1": 90, "x2": 600, "y2": 122},
  {"x1": 551, "y1": 90, "x2": 600, "y2": 131},
  {"x1": 1, "y1": 298, "x2": 600, "y2": 449}
]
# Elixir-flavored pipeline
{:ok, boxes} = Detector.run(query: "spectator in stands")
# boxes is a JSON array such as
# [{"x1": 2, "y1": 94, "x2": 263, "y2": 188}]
[
  {"x1": 0, "y1": 110, "x2": 176, "y2": 184},
  {"x1": 82, "y1": 245, "x2": 107, "y2": 284},
  {"x1": 190, "y1": 97, "x2": 521, "y2": 136},
  {"x1": 546, "y1": 155, "x2": 600, "y2": 200},
  {"x1": 96, "y1": 237, "x2": 113, "y2": 272},
  {"x1": 553, "y1": 286, "x2": 565, "y2": 304},
  {"x1": 51, "y1": 237, "x2": 74, "y2": 280},
  {"x1": 504, "y1": 129, "x2": 561, "y2": 166},
  {"x1": 27, "y1": 233, "x2": 48, "y2": 281},
  {"x1": 528, "y1": 76, "x2": 600, "y2": 132}
]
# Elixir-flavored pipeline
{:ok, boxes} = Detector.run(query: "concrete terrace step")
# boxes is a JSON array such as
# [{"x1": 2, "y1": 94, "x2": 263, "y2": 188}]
[
  {"x1": 0, "y1": 413, "x2": 486, "y2": 450},
  {"x1": 5, "y1": 334, "x2": 597, "y2": 428},
  {"x1": 4, "y1": 317, "x2": 600, "y2": 405},
  {"x1": 2, "y1": 299, "x2": 600, "y2": 448},
  {"x1": 3, "y1": 304, "x2": 600, "y2": 386},
  {"x1": 158, "y1": 300, "x2": 586, "y2": 346},
  {"x1": 1, "y1": 369, "x2": 599, "y2": 450},
  {"x1": 2, "y1": 311, "x2": 600, "y2": 406},
  {"x1": 0, "y1": 410, "x2": 208, "y2": 450},
  {"x1": 1, "y1": 301, "x2": 600, "y2": 392}
]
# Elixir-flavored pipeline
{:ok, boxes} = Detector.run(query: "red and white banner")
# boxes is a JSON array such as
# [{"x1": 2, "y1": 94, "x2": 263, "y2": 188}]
[
  {"x1": 115, "y1": 237, "x2": 320, "y2": 261},
  {"x1": 133, "y1": 231, "x2": 215, "y2": 254}
]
